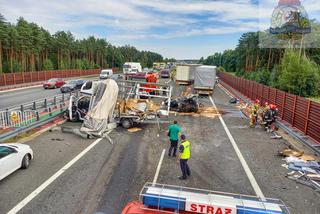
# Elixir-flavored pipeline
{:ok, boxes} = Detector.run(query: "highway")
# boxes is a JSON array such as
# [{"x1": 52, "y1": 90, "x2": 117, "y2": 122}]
[
  {"x1": 0, "y1": 79, "x2": 319, "y2": 214},
  {"x1": 0, "y1": 87, "x2": 61, "y2": 109},
  {"x1": 0, "y1": 76, "x2": 99, "y2": 109}
]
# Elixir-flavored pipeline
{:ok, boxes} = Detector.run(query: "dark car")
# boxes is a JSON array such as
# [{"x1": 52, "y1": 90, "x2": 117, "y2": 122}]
[
  {"x1": 160, "y1": 69, "x2": 170, "y2": 78},
  {"x1": 43, "y1": 78, "x2": 65, "y2": 89},
  {"x1": 60, "y1": 80, "x2": 85, "y2": 93}
]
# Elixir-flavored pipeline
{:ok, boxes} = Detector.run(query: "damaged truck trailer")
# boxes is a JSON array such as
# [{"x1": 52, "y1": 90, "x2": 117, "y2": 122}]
[{"x1": 194, "y1": 65, "x2": 217, "y2": 95}]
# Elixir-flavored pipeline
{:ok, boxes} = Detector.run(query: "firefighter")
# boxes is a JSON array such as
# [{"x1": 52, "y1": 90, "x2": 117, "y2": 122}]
[
  {"x1": 263, "y1": 104, "x2": 278, "y2": 132},
  {"x1": 249, "y1": 99, "x2": 260, "y2": 128},
  {"x1": 259, "y1": 102, "x2": 269, "y2": 124}
]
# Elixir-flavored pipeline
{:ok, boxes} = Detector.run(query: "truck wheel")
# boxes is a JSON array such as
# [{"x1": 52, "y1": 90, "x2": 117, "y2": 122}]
[{"x1": 121, "y1": 118, "x2": 133, "y2": 129}]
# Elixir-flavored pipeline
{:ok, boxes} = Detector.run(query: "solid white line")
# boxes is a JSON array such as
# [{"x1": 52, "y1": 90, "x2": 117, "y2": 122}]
[
  {"x1": 218, "y1": 84, "x2": 234, "y2": 99},
  {"x1": 209, "y1": 96, "x2": 265, "y2": 200},
  {"x1": 152, "y1": 149, "x2": 166, "y2": 185},
  {"x1": 7, "y1": 138, "x2": 104, "y2": 214},
  {"x1": 0, "y1": 84, "x2": 42, "y2": 94}
]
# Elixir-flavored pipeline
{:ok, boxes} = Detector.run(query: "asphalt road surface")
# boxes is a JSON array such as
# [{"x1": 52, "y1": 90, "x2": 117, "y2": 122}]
[
  {"x1": 0, "y1": 76, "x2": 99, "y2": 109},
  {"x1": 0, "y1": 78, "x2": 319, "y2": 214}
]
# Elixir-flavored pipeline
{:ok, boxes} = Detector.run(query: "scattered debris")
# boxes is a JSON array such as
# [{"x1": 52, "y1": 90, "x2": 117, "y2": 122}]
[
  {"x1": 270, "y1": 132, "x2": 282, "y2": 139},
  {"x1": 229, "y1": 97, "x2": 239, "y2": 104},
  {"x1": 280, "y1": 148, "x2": 304, "y2": 157},
  {"x1": 165, "y1": 94, "x2": 201, "y2": 113},
  {"x1": 180, "y1": 86, "x2": 193, "y2": 97},
  {"x1": 127, "y1": 127, "x2": 142, "y2": 133},
  {"x1": 280, "y1": 148, "x2": 320, "y2": 192}
]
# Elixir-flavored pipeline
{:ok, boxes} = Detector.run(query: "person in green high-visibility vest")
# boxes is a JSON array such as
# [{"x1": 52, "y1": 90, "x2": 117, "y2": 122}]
[{"x1": 178, "y1": 134, "x2": 191, "y2": 180}]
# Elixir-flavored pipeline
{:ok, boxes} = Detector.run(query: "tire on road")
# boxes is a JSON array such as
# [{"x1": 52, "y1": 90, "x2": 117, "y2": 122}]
[
  {"x1": 121, "y1": 118, "x2": 133, "y2": 129},
  {"x1": 21, "y1": 154, "x2": 31, "y2": 169}
]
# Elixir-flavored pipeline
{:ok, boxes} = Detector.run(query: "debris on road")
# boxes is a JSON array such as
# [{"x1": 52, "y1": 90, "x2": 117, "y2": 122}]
[
  {"x1": 280, "y1": 148, "x2": 320, "y2": 192},
  {"x1": 127, "y1": 127, "x2": 142, "y2": 133},
  {"x1": 229, "y1": 97, "x2": 239, "y2": 104},
  {"x1": 165, "y1": 94, "x2": 201, "y2": 113}
]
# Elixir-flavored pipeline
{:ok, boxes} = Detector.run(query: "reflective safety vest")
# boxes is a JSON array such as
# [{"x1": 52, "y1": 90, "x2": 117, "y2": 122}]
[{"x1": 181, "y1": 140, "x2": 190, "y2": 159}]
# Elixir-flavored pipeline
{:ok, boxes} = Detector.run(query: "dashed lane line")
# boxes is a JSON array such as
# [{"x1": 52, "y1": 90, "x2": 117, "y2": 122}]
[
  {"x1": 7, "y1": 137, "x2": 104, "y2": 214},
  {"x1": 209, "y1": 96, "x2": 266, "y2": 201}
]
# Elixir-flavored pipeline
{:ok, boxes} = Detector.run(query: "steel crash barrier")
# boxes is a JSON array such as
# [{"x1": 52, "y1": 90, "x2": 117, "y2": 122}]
[
  {"x1": 0, "y1": 93, "x2": 71, "y2": 142},
  {"x1": 0, "y1": 110, "x2": 37, "y2": 129},
  {"x1": 218, "y1": 72, "x2": 320, "y2": 145}
]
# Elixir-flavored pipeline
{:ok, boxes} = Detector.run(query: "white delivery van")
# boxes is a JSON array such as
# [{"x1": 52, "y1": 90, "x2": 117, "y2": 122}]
[
  {"x1": 123, "y1": 62, "x2": 142, "y2": 74},
  {"x1": 100, "y1": 69, "x2": 113, "y2": 79}
]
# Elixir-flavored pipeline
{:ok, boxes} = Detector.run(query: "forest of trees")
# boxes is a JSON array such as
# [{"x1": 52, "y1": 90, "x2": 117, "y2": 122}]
[
  {"x1": 0, "y1": 14, "x2": 163, "y2": 73},
  {"x1": 200, "y1": 20, "x2": 320, "y2": 97}
]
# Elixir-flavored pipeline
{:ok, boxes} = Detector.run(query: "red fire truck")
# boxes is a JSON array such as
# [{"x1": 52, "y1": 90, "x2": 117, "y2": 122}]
[{"x1": 121, "y1": 183, "x2": 289, "y2": 214}]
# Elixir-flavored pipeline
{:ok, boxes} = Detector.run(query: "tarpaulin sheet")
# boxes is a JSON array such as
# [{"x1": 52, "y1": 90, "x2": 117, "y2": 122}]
[
  {"x1": 194, "y1": 66, "x2": 216, "y2": 88},
  {"x1": 80, "y1": 79, "x2": 119, "y2": 136}
]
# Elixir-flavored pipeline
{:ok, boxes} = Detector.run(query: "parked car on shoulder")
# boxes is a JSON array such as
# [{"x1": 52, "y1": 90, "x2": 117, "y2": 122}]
[
  {"x1": 99, "y1": 69, "x2": 113, "y2": 79},
  {"x1": 60, "y1": 79, "x2": 85, "y2": 93},
  {"x1": 43, "y1": 78, "x2": 65, "y2": 89},
  {"x1": 0, "y1": 143, "x2": 33, "y2": 181}
]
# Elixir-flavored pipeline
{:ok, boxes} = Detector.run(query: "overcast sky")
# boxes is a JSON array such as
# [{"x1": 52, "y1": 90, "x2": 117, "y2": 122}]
[{"x1": 1, "y1": 0, "x2": 319, "y2": 59}]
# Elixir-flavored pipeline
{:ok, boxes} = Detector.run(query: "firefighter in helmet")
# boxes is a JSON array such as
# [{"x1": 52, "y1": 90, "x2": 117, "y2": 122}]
[
  {"x1": 263, "y1": 104, "x2": 278, "y2": 132},
  {"x1": 259, "y1": 102, "x2": 270, "y2": 124},
  {"x1": 249, "y1": 99, "x2": 260, "y2": 128}
]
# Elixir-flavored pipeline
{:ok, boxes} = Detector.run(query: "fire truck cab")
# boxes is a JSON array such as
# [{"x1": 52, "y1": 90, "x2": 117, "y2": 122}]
[{"x1": 121, "y1": 183, "x2": 289, "y2": 214}]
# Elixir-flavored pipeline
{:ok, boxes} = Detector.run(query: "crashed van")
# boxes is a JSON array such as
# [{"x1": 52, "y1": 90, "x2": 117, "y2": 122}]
[{"x1": 66, "y1": 79, "x2": 172, "y2": 129}]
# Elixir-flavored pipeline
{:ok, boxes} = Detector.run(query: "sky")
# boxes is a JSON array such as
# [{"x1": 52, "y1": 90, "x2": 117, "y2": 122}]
[{"x1": 1, "y1": 0, "x2": 319, "y2": 59}]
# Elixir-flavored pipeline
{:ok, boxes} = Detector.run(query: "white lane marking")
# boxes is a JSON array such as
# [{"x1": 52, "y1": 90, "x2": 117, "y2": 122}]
[
  {"x1": 209, "y1": 96, "x2": 266, "y2": 200},
  {"x1": 218, "y1": 84, "x2": 234, "y2": 99},
  {"x1": 0, "y1": 85, "x2": 42, "y2": 94},
  {"x1": 152, "y1": 149, "x2": 166, "y2": 185},
  {"x1": 7, "y1": 138, "x2": 104, "y2": 214}
]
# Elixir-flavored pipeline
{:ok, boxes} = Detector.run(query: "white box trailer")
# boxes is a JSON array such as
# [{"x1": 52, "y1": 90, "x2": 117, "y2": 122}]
[
  {"x1": 176, "y1": 64, "x2": 200, "y2": 85},
  {"x1": 194, "y1": 65, "x2": 216, "y2": 95}
]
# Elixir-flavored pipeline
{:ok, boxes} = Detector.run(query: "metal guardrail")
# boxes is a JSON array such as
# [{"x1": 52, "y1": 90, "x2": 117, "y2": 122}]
[
  {"x1": 0, "y1": 92, "x2": 75, "y2": 142},
  {"x1": 2, "y1": 93, "x2": 72, "y2": 112}
]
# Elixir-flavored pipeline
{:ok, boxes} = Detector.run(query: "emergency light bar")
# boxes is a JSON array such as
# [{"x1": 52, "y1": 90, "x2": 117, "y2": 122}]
[{"x1": 140, "y1": 183, "x2": 290, "y2": 214}]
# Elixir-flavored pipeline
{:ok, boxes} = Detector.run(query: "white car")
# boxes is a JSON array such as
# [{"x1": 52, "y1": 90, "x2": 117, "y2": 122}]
[{"x1": 0, "y1": 143, "x2": 33, "y2": 181}]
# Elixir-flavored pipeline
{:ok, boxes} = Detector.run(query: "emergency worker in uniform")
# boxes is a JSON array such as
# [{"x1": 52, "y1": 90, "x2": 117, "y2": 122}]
[
  {"x1": 249, "y1": 99, "x2": 260, "y2": 128},
  {"x1": 178, "y1": 134, "x2": 191, "y2": 180},
  {"x1": 259, "y1": 102, "x2": 270, "y2": 124},
  {"x1": 263, "y1": 104, "x2": 278, "y2": 132}
]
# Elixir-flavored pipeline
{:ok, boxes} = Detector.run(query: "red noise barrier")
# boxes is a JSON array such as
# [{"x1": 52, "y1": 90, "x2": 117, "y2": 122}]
[
  {"x1": 0, "y1": 68, "x2": 120, "y2": 87},
  {"x1": 218, "y1": 72, "x2": 320, "y2": 144}
]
